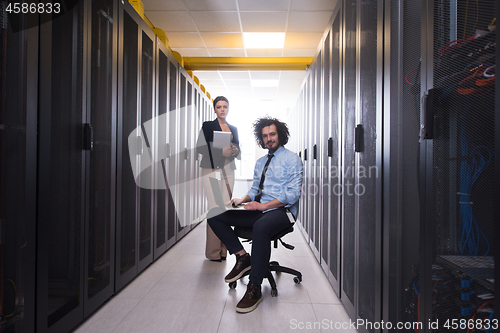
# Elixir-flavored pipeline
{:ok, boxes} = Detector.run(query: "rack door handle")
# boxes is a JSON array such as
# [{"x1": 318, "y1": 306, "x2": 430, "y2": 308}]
[
  {"x1": 355, "y1": 124, "x2": 363, "y2": 152},
  {"x1": 83, "y1": 123, "x2": 93, "y2": 151},
  {"x1": 328, "y1": 138, "x2": 333, "y2": 157},
  {"x1": 421, "y1": 88, "x2": 439, "y2": 140}
]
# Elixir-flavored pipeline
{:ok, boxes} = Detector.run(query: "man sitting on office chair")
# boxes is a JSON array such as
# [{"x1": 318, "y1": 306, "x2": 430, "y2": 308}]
[{"x1": 208, "y1": 117, "x2": 303, "y2": 313}]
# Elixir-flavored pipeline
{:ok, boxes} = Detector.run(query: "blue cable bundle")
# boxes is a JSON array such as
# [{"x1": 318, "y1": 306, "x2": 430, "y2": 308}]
[{"x1": 458, "y1": 127, "x2": 492, "y2": 256}]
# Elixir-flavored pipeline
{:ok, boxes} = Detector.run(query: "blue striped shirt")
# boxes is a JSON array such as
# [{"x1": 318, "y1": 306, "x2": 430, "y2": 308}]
[{"x1": 247, "y1": 146, "x2": 303, "y2": 217}]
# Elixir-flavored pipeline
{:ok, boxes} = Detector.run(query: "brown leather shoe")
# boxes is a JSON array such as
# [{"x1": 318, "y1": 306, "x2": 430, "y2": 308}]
[
  {"x1": 224, "y1": 253, "x2": 251, "y2": 283},
  {"x1": 236, "y1": 282, "x2": 262, "y2": 313}
]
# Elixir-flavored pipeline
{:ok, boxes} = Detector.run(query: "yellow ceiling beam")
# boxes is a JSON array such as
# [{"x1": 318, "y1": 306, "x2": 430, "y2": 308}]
[{"x1": 183, "y1": 57, "x2": 313, "y2": 71}]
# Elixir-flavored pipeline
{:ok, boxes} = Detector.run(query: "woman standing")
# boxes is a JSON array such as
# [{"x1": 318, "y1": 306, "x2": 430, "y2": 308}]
[{"x1": 196, "y1": 96, "x2": 240, "y2": 261}]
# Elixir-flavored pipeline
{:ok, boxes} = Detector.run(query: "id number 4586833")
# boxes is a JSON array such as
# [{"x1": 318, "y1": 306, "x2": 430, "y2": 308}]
[
  {"x1": 4, "y1": 2, "x2": 61, "y2": 14},
  {"x1": 444, "y1": 318, "x2": 498, "y2": 330}
]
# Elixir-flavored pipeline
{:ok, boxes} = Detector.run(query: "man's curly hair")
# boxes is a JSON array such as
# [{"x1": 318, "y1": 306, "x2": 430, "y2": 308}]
[{"x1": 253, "y1": 117, "x2": 290, "y2": 149}]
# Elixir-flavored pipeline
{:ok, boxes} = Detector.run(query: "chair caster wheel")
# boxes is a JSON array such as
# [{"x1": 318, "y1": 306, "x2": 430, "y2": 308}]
[
  {"x1": 229, "y1": 281, "x2": 237, "y2": 289},
  {"x1": 293, "y1": 276, "x2": 302, "y2": 284},
  {"x1": 271, "y1": 288, "x2": 278, "y2": 297},
  {"x1": 270, "y1": 261, "x2": 279, "y2": 266}
]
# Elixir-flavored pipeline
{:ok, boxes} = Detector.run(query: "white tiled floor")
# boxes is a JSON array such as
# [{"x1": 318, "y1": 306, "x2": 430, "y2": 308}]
[{"x1": 73, "y1": 220, "x2": 356, "y2": 333}]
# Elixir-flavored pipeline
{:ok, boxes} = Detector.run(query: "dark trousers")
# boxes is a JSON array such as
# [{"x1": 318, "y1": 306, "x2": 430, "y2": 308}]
[{"x1": 207, "y1": 207, "x2": 292, "y2": 284}]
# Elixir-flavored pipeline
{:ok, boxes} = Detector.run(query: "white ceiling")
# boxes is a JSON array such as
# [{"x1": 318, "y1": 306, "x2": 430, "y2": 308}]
[{"x1": 142, "y1": 0, "x2": 336, "y2": 115}]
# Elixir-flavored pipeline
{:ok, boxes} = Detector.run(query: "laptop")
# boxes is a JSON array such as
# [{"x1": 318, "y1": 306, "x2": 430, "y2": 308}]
[{"x1": 209, "y1": 177, "x2": 250, "y2": 211}]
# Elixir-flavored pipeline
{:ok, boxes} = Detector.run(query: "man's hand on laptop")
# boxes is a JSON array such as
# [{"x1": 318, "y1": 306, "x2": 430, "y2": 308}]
[
  {"x1": 228, "y1": 196, "x2": 252, "y2": 207},
  {"x1": 228, "y1": 197, "x2": 244, "y2": 207}
]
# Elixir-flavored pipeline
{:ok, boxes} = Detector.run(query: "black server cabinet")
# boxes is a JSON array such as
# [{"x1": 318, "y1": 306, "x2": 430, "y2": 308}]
[
  {"x1": 304, "y1": 73, "x2": 312, "y2": 245},
  {"x1": 153, "y1": 38, "x2": 177, "y2": 258},
  {"x1": 36, "y1": 1, "x2": 87, "y2": 331},
  {"x1": 340, "y1": 2, "x2": 383, "y2": 328},
  {"x1": 383, "y1": 0, "x2": 423, "y2": 330},
  {"x1": 340, "y1": 0, "x2": 357, "y2": 317},
  {"x1": 194, "y1": 89, "x2": 202, "y2": 222},
  {"x1": 299, "y1": 90, "x2": 306, "y2": 238},
  {"x1": 320, "y1": 30, "x2": 331, "y2": 275},
  {"x1": 292, "y1": 0, "x2": 383, "y2": 328},
  {"x1": 176, "y1": 70, "x2": 189, "y2": 240},
  {"x1": 0, "y1": 7, "x2": 38, "y2": 332},
  {"x1": 175, "y1": 71, "x2": 186, "y2": 240},
  {"x1": 138, "y1": 17, "x2": 155, "y2": 273},
  {"x1": 167, "y1": 57, "x2": 179, "y2": 248},
  {"x1": 186, "y1": 79, "x2": 196, "y2": 231},
  {"x1": 83, "y1": 0, "x2": 117, "y2": 317},
  {"x1": 313, "y1": 52, "x2": 321, "y2": 262},
  {"x1": 115, "y1": 0, "x2": 155, "y2": 291},
  {"x1": 419, "y1": 1, "x2": 496, "y2": 331},
  {"x1": 384, "y1": 1, "x2": 497, "y2": 332},
  {"x1": 328, "y1": 2, "x2": 343, "y2": 296},
  {"x1": 355, "y1": 0, "x2": 382, "y2": 330},
  {"x1": 193, "y1": 87, "x2": 202, "y2": 226}
]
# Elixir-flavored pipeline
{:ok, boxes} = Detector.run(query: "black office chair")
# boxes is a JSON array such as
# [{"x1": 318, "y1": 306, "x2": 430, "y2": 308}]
[{"x1": 228, "y1": 212, "x2": 302, "y2": 297}]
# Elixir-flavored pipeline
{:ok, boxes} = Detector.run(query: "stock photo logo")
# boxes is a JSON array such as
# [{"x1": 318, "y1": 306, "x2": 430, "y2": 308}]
[{"x1": 128, "y1": 110, "x2": 202, "y2": 228}]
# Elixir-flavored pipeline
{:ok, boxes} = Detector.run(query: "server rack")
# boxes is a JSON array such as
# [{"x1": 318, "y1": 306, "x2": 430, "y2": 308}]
[
  {"x1": 115, "y1": 0, "x2": 155, "y2": 291},
  {"x1": 313, "y1": 51, "x2": 322, "y2": 262},
  {"x1": 290, "y1": 0, "x2": 496, "y2": 332},
  {"x1": 340, "y1": 0, "x2": 358, "y2": 319},
  {"x1": 419, "y1": 1, "x2": 496, "y2": 331},
  {"x1": 383, "y1": 0, "x2": 424, "y2": 330},
  {"x1": 137, "y1": 16, "x2": 156, "y2": 274},
  {"x1": 0, "y1": 6, "x2": 38, "y2": 332},
  {"x1": 36, "y1": 0, "x2": 87, "y2": 331},
  {"x1": 320, "y1": 29, "x2": 331, "y2": 276},
  {"x1": 2, "y1": 0, "x2": 212, "y2": 331},
  {"x1": 287, "y1": 1, "x2": 389, "y2": 332},
  {"x1": 167, "y1": 55, "x2": 180, "y2": 246},
  {"x1": 83, "y1": 0, "x2": 117, "y2": 318},
  {"x1": 153, "y1": 36, "x2": 177, "y2": 258},
  {"x1": 115, "y1": 0, "x2": 140, "y2": 291},
  {"x1": 176, "y1": 71, "x2": 188, "y2": 240},
  {"x1": 328, "y1": 2, "x2": 343, "y2": 297}
]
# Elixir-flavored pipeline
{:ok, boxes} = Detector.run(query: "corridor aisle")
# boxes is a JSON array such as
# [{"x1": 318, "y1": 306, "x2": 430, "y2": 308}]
[{"x1": 73, "y1": 220, "x2": 356, "y2": 333}]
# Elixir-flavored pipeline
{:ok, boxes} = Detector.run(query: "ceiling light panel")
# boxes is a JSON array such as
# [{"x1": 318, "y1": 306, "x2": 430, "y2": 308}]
[{"x1": 243, "y1": 33, "x2": 285, "y2": 49}]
